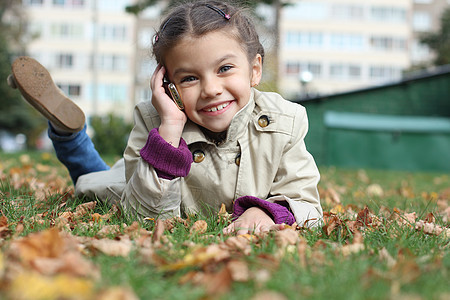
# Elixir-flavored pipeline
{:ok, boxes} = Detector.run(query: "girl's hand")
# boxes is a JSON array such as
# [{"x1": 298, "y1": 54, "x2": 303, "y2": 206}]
[
  {"x1": 223, "y1": 207, "x2": 284, "y2": 235},
  {"x1": 150, "y1": 64, "x2": 187, "y2": 147}
]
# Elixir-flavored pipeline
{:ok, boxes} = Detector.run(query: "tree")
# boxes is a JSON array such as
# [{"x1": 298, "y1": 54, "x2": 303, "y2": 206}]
[
  {"x1": 420, "y1": 7, "x2": 450, "y2": 66},
  {"x1": 0, "y1": 0, "x2": 45, "y2": 147}
]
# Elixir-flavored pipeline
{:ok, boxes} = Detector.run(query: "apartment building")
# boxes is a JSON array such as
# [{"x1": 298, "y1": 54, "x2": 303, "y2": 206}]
[
  {"x1": 280, "y1": 0, "x2": 415, "y2": 98},
  {"x1": 22, "y1": 0, "x2": 136, "y2": 120}
]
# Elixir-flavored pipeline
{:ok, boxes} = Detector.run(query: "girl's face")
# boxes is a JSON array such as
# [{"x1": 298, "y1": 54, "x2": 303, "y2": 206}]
[{"x1": 163, "y1": 30, "x2": 262, "y2": 133}]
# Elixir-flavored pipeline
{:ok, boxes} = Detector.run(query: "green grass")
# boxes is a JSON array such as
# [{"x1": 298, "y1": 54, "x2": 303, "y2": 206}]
[{"x1": 0, "y1": 151, "x2": 448, "y2": 299}]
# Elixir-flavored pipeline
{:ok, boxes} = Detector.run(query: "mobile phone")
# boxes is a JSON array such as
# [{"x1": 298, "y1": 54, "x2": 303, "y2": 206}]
[{"x1": 163, "y1": 78, "x2": 184, "y2": 110}]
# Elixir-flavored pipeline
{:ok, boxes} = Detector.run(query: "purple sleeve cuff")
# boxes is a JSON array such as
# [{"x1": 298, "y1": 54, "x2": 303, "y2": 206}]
[
  {"x1": 140, "y1": 128, "x2": 193, "y2": 180},
  {"x1": 232, "y1": 196, "x2": 296, "y2": 225}
]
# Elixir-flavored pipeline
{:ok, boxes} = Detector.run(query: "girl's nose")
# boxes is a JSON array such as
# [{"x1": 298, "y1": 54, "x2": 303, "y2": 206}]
[{"x1": 201, "y1": 77, "x2": 222, "y2": 99}]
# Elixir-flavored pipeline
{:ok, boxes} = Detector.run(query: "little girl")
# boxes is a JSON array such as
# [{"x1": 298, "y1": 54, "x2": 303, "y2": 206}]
[{"x1": 8, "y1": 1, "x2": 322, "y2": 234}]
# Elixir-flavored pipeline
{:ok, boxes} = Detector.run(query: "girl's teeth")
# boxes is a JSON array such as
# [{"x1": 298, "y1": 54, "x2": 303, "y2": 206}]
[{"x1": 207, "y1": 102, "x2": 228, "y2": 112}]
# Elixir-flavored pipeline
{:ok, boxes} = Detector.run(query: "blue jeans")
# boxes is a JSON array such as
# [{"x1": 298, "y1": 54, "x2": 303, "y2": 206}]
[{"x1": 48, "y1": 123, "x2": 110, "y2": 184}]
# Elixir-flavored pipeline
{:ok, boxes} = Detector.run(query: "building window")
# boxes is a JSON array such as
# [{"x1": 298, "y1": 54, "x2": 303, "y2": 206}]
[
  {"x1": 52, "y1": 0, "x2": 85, "y2": 7},
  {"x1": 348, "y1": 65, "x2": 361, "y2": 78},
  {"x1": 98, "y1": 54, "x2": 128, "y2": 71},
  {"x1": 285, "y1": 31, "x2": 323, "y2": 48},
  {"x1": 370, "y1": 6, "x2": 407, "y2": 22},
  {"x1": 24, "y1": 0, "x2": 44, "y2": 6},
  {"x1": 331, "y1": 4, "x2": 364, "y2": 20},
  {"x1": 369, "y1": 66, "x2": 402, "y2": 81},
  {"x1": 57, "y1": 84, "x2": 82, "y2": 97},
  {"x1": 330, "y1": 64, "x2": 345, "y2": 79},
  {"x1": 330, "y1": 33, "x2": 364, "y2": 50},
  {"x1": 285, "y1": 62, "x2": 322, "y2": 78},
  {"x1": 96, "y1": 84, "x2": 128, "y2": 103},
  {"x1": 50, "y1": 23, "x2": 84, "y2": 39},
  {"x1": 329, "y1": 64, "x2": 362, "y2": 80},
  {"x1": 413, "y1": 12, "x2": 432, "y2": 31},
  {"x1": 370, "y1": 36, "x2": 407, "y2": 51},
  {"x1": 99, "y1": 25, "x2": 127, "y2": 41},
  {"x1": 56, "y1": 54, "x2": 74, "y2": 68}
]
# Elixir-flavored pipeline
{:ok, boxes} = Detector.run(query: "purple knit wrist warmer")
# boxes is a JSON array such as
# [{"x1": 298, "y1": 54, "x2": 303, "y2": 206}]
[
  {"x1": 140, "y1": 128, "x2": 193, "y2": 180},
  {"x1": 232, "y1": 196, "x2": 296, "y2": 225}
]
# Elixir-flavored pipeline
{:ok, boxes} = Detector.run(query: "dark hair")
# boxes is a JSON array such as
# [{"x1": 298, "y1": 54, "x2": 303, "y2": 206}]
[{"x1": 153, "y1": 1, "x2": 265, "y2": 65}]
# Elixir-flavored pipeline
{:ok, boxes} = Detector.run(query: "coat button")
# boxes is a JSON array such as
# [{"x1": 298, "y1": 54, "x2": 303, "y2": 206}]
[
  {"x1": 235, "y1": 153, "x2": 241, "y2": 166},
  {"x1": 193, "y1": 150, "x2": 205, "y2": 163},
  {"x1": 258, "y1": 115, "x2": 270, "y2": 128}
]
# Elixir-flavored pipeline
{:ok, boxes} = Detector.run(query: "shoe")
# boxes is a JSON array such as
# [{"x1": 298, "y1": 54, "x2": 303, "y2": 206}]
[{"x1": 8, "y1": 56, "x2": 85, "y2": 133}]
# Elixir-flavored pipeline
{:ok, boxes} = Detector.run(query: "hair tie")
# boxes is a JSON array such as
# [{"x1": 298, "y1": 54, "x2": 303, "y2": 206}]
[{"x1": 205, "y1": 4, "x2": 231, "y2": 20}]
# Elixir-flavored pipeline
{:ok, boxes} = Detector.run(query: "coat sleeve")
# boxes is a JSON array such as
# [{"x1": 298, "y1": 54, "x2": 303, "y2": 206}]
[
  {"x1": 268, "y1": 105, "x2": 322, "y2": 227},
  {"x1": 120, "y1": 102, "x2": 184, "y2": 219}
]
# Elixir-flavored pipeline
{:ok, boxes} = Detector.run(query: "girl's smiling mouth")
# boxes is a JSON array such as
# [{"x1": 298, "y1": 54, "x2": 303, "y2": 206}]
[{"x1": 202, "y1": 101, "x2": 233, "y2": 114}]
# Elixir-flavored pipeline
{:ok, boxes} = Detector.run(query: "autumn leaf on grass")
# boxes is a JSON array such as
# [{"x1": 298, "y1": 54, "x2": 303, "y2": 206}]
[
  {"x1": 190, "y1": 220, "x2": 207, "y2": 235},
  {"x1": 88, "y1": 238, "x2": 133, "y2": 257},
  {"x1": 393, "y1": 208, "x2": 417, "y2": 227},
  {"x1": 322, "y1": 212, "x2": 342, "y2": 236},
  {"x1": 218, "y1": 203, "x2": 232, "y2": 225},
  {"x1": 319, "y1": 185, "x2": 341, "y2": 206},
  {"x1": 161, "y1": 244, "x2": 230, "y2": 272},
  {"x1": 340, "y1": 231, "x2": 365, "y2": 256},
  {"x1": 8, "y1": 272, "x2": 95, "y2": 300},
  {"x1": 415, "y1": 220, "x2": 449, "y2": 236},
  {"x1": 0, "y1": 215, "x2": 12, "y2": 239},
  {"x1": 74, "y1": 201, "x2": 97, "y2": 218},
  {"x1": 274, "y1": 229, "x2": 300, "y2": 248},
  {"x1": 92, "y1": 204, "x2": 122, "y2": 224},
  {"x1": 7, "y1": 228, "x2": 99, "y2": 279},
  {"x1": 223, "y1": 235, "x2": 252, "y2": 255},
  {"x1": 366, "y1": 183, "x2": 384, "y2": 197},
  {"x1": 251, "y1": 291, "x2": 288, "y2": 300},
  {"x1": 96, "y1": 286, "x2": 139, "y2": 300}
]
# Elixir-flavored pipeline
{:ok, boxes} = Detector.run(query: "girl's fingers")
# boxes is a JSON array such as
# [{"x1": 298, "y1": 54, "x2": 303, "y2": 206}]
[
  {"x1": 150, "y1": 64, "x2": 165, "y2": 91},
  {"x1": 223, "y1": 223, "x2": 235, "y2": 235}
]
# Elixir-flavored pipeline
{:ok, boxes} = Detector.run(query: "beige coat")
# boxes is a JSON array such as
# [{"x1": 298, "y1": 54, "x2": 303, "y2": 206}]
[{"x1": 76, "y1": 89, "x2": 322, "y2": 226}]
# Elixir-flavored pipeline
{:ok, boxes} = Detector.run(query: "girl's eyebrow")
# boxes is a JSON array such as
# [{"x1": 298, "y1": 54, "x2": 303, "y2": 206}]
[{"x1": 172, "y1": 54, "x2": 238, "y2": 77}]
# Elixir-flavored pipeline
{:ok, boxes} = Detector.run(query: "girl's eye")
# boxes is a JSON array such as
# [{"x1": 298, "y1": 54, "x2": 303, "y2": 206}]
[
  {"x1": 181, "y1": 76, "x2": 197, "y2": 83},
  {"x1": 219, "y1": 65, "x2": 232, "y2": 73}
]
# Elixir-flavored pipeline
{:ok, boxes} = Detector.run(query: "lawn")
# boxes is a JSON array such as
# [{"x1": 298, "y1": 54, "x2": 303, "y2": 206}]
[{"x1": 0, "y1": 151, "x2": 448, "y2": 300}]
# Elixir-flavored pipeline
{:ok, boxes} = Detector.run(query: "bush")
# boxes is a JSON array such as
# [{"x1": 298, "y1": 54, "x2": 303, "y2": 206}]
[{"x1": 90, "y1": 114, "x2": 133, "y2": 156}]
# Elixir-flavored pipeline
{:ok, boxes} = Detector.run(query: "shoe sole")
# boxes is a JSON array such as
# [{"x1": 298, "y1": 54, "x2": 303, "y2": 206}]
[{"x1": 11, "y1": 56, "x2": 85, "y2": 132}]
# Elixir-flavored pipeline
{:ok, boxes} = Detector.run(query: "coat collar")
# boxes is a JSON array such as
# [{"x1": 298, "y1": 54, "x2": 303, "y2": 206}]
[{"x1": 182, "y1": 89, "x2": 256, "y2": 146}]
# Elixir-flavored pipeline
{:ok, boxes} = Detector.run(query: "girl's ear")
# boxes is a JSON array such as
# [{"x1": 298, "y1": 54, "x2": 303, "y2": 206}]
[{"x1": 250, "y1": 54, "x2": 263, "y2": 87}]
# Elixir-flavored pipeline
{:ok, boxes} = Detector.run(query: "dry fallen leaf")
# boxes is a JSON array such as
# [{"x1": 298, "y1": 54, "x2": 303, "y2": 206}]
[
  {"x1": 89, "y1": 238, "x2": 133, "y2": 257},
  {"x1": 7, "y1": 228, "x2": 99, "y2": 279},
  {"x1": 366, "y1": 183, "x2": 384, "y2": 197},
  {"x1": 162, "y1": 244, "x2": 230, "y2": 271},
  {"x1": 223, "y1": 235, "x2": 252, "y2": 255},
  {"x1": 251, "y1": 291, "x2": 287, "y2": 300},
  {"x1": 275, "y1": 229, "x2": 299, "y2": 248},
  {"x1": 226, "y1": 259, "x2": 249, "y2": 282},
  {"x1": 96, "y1": 286, "x2": 139, "y2": 300},
  {"x1": 415, "y1": 220, "x2": 447, "y2": 236},
  {"x1": 190, "y1": 220, "x2": 207, "y2": 234},
  {"x1": 218, "y1": 203, "x2": 232, "y2": 224},
  {"x1": 74, "y1": 201, "x2": 97, "y2": 218},
  {"x1": 8, "y1": 272, "x2": 95, "y2": 300}
]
